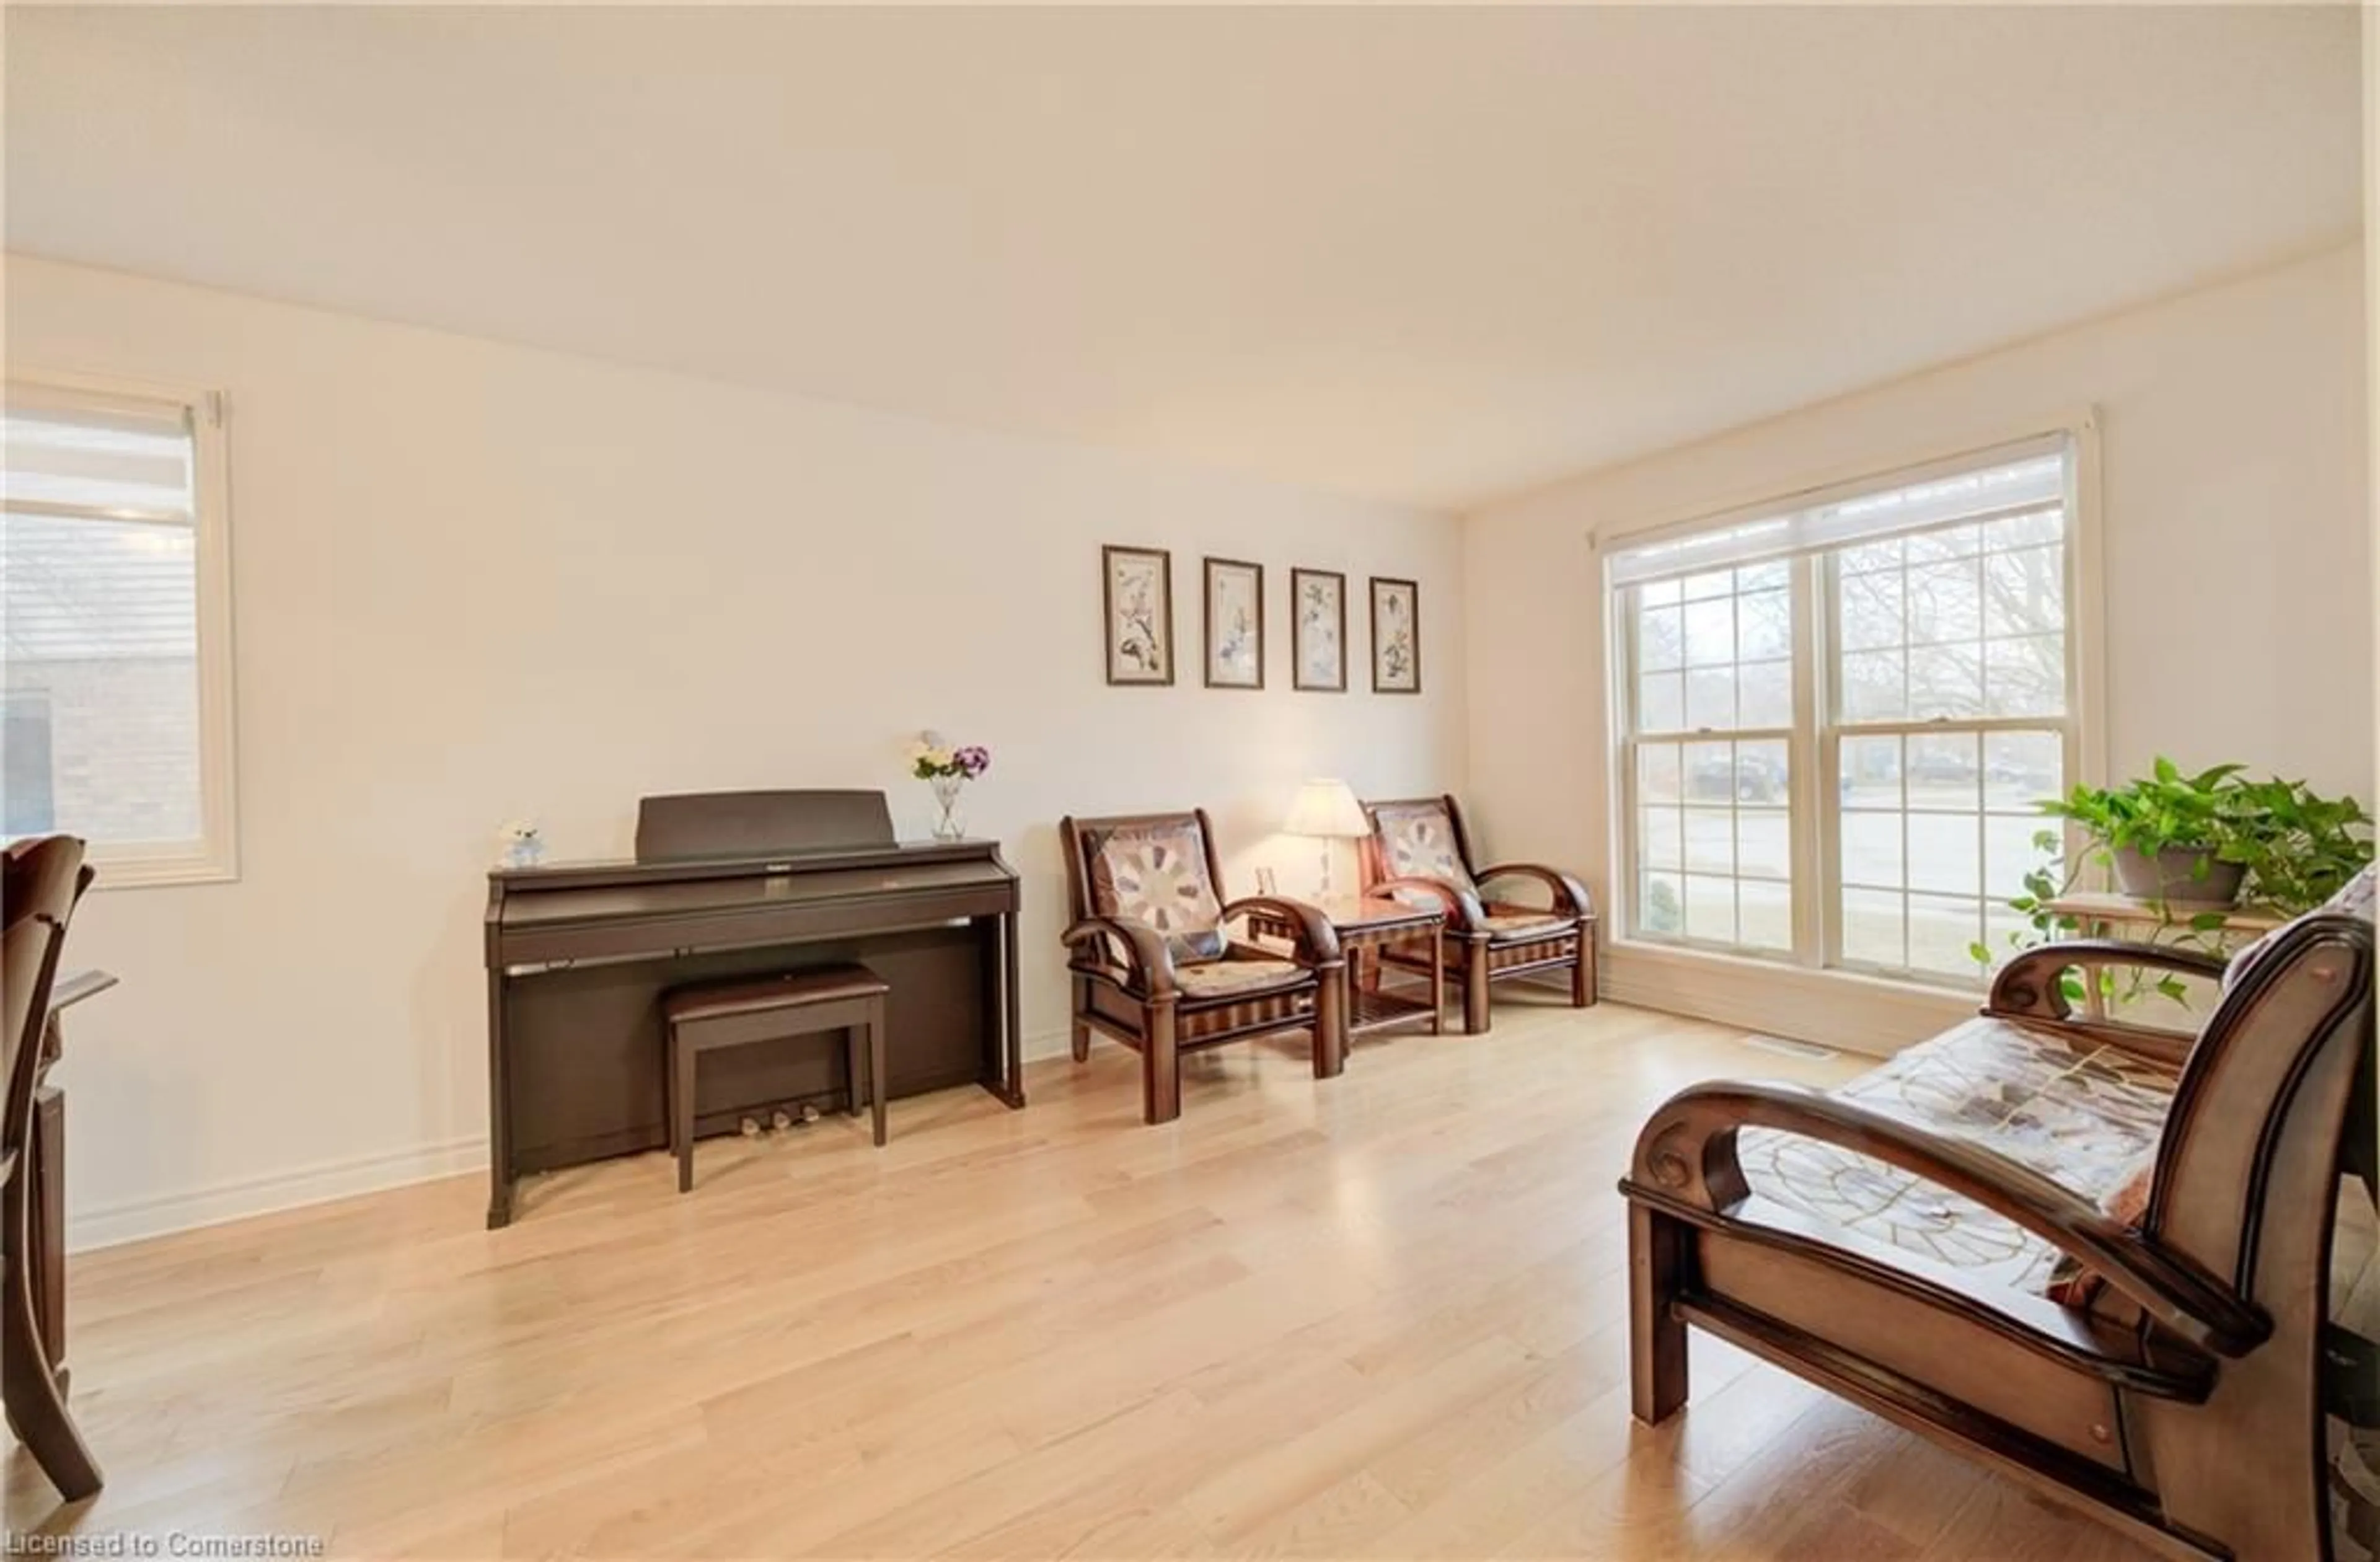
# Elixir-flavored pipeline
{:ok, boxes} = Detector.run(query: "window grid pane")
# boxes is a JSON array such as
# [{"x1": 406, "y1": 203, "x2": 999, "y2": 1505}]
[
  {"x1": 1829, "y1": 720, "x2": 2066, "y2": 982},
  {"x1": 1629, "y1": 727, "x2": 1792, "y2": 953}
]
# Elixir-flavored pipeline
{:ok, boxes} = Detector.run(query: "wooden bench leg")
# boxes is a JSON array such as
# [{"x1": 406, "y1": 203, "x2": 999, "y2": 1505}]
[
  {"x1": 672, "y1": 1033, "x2": 697, "y2": 1194},
  {"x1": 1629, "y1": 1204, "x2": 1690, "y2": 1424},
  {"x1": 846, "y1": 1023, "x2": 863, "y2": 1121},
  {"x1": 868, "y1": 1009, "x2": 888, "y2": 1149}
]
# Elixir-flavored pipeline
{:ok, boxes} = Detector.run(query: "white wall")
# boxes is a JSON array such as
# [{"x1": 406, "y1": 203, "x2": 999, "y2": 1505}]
[
  {"x1": 1465, "y1": 242, "x2": 2371, "y2": 1048},
  {"x1": 4, "y1": 254, "x2": 1466, "y2": 1247}
]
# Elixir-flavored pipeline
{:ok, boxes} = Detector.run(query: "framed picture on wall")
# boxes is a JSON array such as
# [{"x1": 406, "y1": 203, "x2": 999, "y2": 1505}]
[
  {"x1": 1103, "y1": 545, "x2": 1175, "y2": 685},
  {"x1": 1202, "y1": 557, "x2": 1264, "y2": 689},
  {"x1": 1291, "y1": 568, "x2": 1347, "y2": 692},
  {"x1": 1370, "y1": 576, "x2": 1421, "y2": 694}
]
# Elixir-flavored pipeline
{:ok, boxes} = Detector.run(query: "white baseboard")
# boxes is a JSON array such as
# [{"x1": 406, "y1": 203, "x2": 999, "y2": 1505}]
[
  {"x1": 68, "y1": 1134, "x2": 491, "y2": 1254},
  {"x1": 74, "y1": 1034, "x2": 1085, "y2": 1251}
]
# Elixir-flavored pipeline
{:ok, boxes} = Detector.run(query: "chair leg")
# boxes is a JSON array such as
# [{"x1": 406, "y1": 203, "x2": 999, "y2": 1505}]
[
  {"x1": 1313, "y1": 964, "x2": 1346, "y2": 1079},
  {"x1": 1571, "y1": 937, "x2": 1595, "y2": 1008},
  {"x1": 846, "y1": 1024, "x2": 864, "y2": 1119},
  {"x1": 32, "y1": 1088, "x2": 64, "y2": 1373},
  {"x1": 1462, "y1": 940, "x2": 1492, "y2": 1035},
  {"x1": 1071, "y1": 978, "x2": 1091, "y2": 1062},
  {"x1": 1, "y1": 1165, "x2": 98, "y2": 1499},
  {"x1": 1629, "y1": 1204, "x2": 1690, "y2": 1424},
  {"x1": 1143, "y1": 1003, "x2": 1181, "y2": 1124}
]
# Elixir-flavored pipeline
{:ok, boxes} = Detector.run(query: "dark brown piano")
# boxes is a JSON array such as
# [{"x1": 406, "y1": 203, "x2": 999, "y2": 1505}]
[{"x1": 482, "y1": 788, "x2": 1021, "y2": 1227}]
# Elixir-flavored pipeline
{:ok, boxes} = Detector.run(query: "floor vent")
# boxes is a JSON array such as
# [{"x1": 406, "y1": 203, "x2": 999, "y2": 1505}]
[{"x1": 1744, "y1": 1035, "x2": 1839, "y2": 1061}]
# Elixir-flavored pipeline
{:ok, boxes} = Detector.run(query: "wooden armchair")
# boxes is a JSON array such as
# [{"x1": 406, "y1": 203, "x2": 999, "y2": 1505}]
[
  {"x1": 2, "y1": 835, "x2": 102, "y2": 1501},
  {"x1": 1060, "y1": 810, "x2": 1344, "y2": 1124},
  {"x1": 1620, "y1": 881, "x2": 2375, "y2": 1561},
  {"x1": 1358, "y1": 794, "x2": 1596, "y2": 1033}
]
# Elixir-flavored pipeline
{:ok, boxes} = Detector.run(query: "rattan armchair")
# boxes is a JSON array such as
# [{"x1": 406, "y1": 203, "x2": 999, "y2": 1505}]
[
  {"x1": 1060, "y1": 810, "x2": 1344, "y2": 1124},
  {"x1": 1358, "y1": 794, "x2": 1595, "y2": 1033}
]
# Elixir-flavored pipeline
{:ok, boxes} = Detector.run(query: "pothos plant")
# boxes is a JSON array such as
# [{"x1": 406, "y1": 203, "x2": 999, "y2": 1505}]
[{"x1": 1973, "y1": 758, "x2": 2374, "y2": 1006}]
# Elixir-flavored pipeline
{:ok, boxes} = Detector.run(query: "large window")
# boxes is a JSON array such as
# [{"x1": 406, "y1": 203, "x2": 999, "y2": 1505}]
[
  {"x1": 1611, "y1": 433, "x2": 2087, "y2": 987},
  {"x1": 1, "y1": 376, "x2": 236, "y2": 885}
]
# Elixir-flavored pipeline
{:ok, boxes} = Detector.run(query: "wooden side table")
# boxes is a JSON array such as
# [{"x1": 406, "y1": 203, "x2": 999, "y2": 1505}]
[
  {"x1": 1246, "y1": 896, "x2": 1444, "y2": 1062},
  {"x1": 2038, "y1": 893, "x2": 2282, "y2": 1021}
]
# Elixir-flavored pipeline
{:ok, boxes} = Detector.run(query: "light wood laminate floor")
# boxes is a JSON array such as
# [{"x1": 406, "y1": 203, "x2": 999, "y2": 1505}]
[{"x1": 7, "y1": 997, "x2": 2161, "y2": 1560}]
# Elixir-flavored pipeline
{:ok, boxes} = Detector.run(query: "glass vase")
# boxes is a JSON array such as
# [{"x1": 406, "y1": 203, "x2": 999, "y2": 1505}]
[{"x1": 928, "y1": 775, "x2": 966, "y2": 841}]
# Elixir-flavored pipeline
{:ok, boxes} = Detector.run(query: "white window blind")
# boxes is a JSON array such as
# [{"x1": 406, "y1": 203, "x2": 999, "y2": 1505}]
[
  {"x1": 1603, "y1": 435, "x2": 2069, "y2": 587},
  {"x1": 1, "y1": 377, "x2": 236, "y2": 884}
]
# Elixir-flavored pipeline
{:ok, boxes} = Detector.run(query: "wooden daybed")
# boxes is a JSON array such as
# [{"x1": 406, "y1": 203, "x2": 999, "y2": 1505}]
[{"x1": 1620, "y1": 876, "x2": 2375, "y2": 1560}]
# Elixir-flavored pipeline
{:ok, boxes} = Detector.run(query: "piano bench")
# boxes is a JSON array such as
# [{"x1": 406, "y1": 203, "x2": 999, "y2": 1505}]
[{"x1": 662, "y1": 963, "x2": 891, "y2": 1190}]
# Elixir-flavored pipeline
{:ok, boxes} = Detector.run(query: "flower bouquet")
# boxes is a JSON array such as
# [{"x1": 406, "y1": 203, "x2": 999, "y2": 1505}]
[{"x1": 909, "y1": 736, "x2": 991, "y2": 841}]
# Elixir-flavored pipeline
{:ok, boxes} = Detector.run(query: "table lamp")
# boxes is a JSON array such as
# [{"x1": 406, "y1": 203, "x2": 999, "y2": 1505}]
[{"x1": 1284, "y1": 778, "x2": 1369, "y2": 899}]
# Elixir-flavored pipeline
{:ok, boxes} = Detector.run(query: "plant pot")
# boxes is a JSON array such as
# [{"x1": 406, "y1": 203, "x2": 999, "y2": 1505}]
[{"x1": 2110, "y1": 845, "x2": 2245, "y2": 906}]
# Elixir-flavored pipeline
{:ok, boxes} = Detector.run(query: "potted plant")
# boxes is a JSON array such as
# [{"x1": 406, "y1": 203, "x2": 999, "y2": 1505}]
[
  {"x1": 2042, "y1": 759, "x2": 2251, "y2": 905},
  {"x1": 2039, "y1": 758, "x2": 2372, "y2": 910},
  {"x1": 1977, "y1": 758, "x2": 2373, "y2": 1002}
]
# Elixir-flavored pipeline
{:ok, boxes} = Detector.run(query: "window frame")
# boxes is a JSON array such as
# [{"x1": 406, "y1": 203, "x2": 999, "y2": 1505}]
[
  {"x1": 4, "y1": 369, "x2": 239, "y2": 888},
  {"x1": 1605, "y1": 414, "x2": 2104, "y2": 991}
]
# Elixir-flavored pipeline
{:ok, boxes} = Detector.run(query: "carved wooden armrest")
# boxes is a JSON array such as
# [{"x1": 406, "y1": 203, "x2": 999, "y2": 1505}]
[
  {"x1": 1474, "y1": 862, "x2": 1593, "y2": 919},
  {"x1": 1986, "y1": 940, "x2": 2232, "y2": 1024},
  {"x1": 1623, "y1": 1079, "x2": 2268, "y2": 1356},
  {"x1": 1061, "y1": 916, "x2": 1179, "y2": 997},
  {"x1": 1369, "y1": 875, "x2": 1488, "y2": 932},
  {"x1": 1221, "y1": 897, "x2": 1344, "y2": 966}
]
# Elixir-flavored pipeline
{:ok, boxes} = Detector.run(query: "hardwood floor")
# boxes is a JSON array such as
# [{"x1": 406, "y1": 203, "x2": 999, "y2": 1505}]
[{"x1": 6, "y1": 997, "x2": 2161, "y2": 1559}]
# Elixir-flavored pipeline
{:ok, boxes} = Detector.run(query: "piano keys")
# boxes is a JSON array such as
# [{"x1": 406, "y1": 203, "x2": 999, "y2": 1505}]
[{"x1": 482, "y1": 789, "x2": 1022, "y2": 1227}]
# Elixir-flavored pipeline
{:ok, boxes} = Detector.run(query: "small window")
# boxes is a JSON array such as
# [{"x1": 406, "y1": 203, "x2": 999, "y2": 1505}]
[
  {"x1": 1, "y1": 376, "x2": 236, "y2": 885},
  {"x1": 1609, "y1": 430, "x2": 2091, "y2": 988}
]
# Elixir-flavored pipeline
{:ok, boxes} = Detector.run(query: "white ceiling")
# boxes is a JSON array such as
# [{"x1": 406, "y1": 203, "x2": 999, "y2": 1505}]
[{"x1": 4, "y1": 5, "x2": 2363, "y2": 511}]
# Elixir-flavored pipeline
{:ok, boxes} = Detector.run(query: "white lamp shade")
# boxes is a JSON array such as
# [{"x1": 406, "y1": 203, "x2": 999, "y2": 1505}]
[{"x1": 1283, "y1": 779, "x2": 1369, "y2": 839}]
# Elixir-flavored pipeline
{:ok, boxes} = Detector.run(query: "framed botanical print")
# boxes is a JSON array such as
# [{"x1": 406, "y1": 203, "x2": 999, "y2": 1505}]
[
  {"x1": 1290, "y1": 567, "x2": 1347, "y2": 692},
  {"x1": 1103, "y1": 545, "x2": 1175, "y2": 685},
  {"x1": 1202, "y1": 557, "x2": 1264, "y2": 690},
  {"x1": 1370, "y1": 576, "x2": 1421, "y2": 694}
]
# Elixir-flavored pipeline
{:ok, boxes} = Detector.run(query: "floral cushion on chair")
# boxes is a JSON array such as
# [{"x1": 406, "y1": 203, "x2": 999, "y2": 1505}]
[
  {"x1": 1373, "y1": 803, "x2": 1478, "y2": 898},
  {"x1": 1737, "y1": 1016, "x2": 2180, "y2": 1299},
  {"x1": 1086, "y1": 820, "x2": 1228, "y2": 963}
]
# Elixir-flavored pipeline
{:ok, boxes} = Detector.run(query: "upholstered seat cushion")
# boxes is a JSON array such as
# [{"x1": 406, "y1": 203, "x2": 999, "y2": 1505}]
[
  {"x1": 1737, "y1": 1017, "x2": 2180, "y2": 1297},
  {"x1": 1172, "y1": 956, "x2": 1308, "y2": 1000},
  {"x1": 1479, "y1": 905, "x2": 1574, "y2": 939}
]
